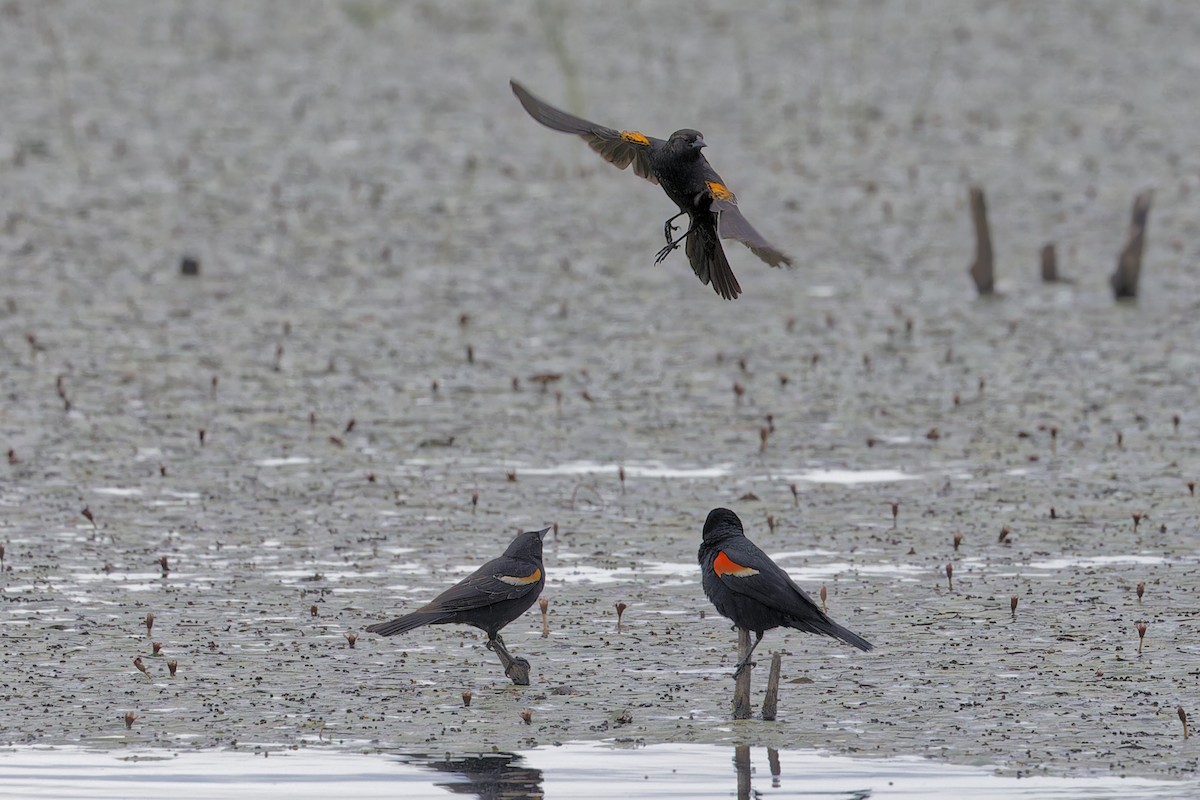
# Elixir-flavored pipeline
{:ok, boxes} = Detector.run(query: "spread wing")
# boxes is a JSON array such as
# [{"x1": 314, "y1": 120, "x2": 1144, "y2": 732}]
[
  {"x1": 511, "y1": 80, "x2": 661, "y2": 183},
  {"x1": 701, "y1": 179, "x2": 792, "y2": 267}
]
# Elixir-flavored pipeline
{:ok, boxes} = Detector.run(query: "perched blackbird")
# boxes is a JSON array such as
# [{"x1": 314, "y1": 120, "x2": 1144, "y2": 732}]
[
  {"x1": 511, "y1": 80, "x2": 792, "y2": 301},
  {"x1": 698, "y1": 508, "x2": 872, "y2": 676},
  {"x1": 366, "y1": 526, "x2": 550, "y2": 682}
]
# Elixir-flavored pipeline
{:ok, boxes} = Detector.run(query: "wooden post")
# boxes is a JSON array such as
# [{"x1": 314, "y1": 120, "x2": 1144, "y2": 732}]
[
  {"x1": 968, "y1": 186, "x2": 995, "y2": 295},
  {"x1": 1040, "y1": 243, "x2": 1058, "y2": 282},
  {"x1": 1111, "y1": 190, "x2": 1154, "y2": 299},
  {"x1": 732, "y1": 628, "x2": 753, "y2": 720},
  {"x1": 761, "y1": 653, "x2": 782, "y2": 721}
]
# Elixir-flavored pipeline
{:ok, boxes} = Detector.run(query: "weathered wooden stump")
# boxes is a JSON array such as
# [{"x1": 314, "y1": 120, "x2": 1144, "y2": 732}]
[
  {"x1": 761, "y1": 653, "x2": 783, "y2": 721},
  {"x1": 1111, "y1": 189, "x2": 1154, "y2": 299},
  {"x1": 732, "y1": 628, "x2": 753, "y2": 720},
  {"x1": 1040, "y1": 243, "x2": 1060, "y2": 282},
  {"x1": 968, "y1": 186, "x2": 995, "y2": 295}
]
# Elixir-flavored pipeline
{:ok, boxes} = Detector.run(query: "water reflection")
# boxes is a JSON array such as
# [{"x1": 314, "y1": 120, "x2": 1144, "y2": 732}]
[
  {"x1": 733, "y1": 745, "x2": 836, "y2": 800},
  {"x1": 411, "y1": 744, "x2": 820, "y2": 800},
  {"x1": 0, "y1": 744, "x2": 1191, "y2": 799},
  {"x1": 404, "y1": 751, "x2": 543, "y2": 799}
]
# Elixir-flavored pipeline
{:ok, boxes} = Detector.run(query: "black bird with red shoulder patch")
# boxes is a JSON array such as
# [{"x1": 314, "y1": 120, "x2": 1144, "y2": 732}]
[
  {"x1": 511, "y1": 80, "x2": 791, "y2": 301},
  {"x1": 366, "y1": 526, "x2": 549, "y2": 682},
  {"x1": 698, "y1": 508, "x2": 872, "y2": 676}
]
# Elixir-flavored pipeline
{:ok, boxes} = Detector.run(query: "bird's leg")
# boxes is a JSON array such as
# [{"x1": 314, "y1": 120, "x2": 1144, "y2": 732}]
[
  {"x1": 655, "y1": 216, "x2": 701, "y2": 264},
  {"x1": 486, "y1": 634, "x2": 531, "y2": 686},
  {"x1": 731, "y1": 631, "x2": 764, "y2": 679},
  {"x1": 662, "y1": 211, "x2": 688, "y2": 244}
]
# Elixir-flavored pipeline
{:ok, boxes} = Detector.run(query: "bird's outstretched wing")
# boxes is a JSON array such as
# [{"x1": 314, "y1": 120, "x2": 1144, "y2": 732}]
[
  {"x1": 511, "y1": 80, "x2": 662, "y2": 183},
  {"x1": 702, "y1": 181, "x2": 792, "y2": 268}
]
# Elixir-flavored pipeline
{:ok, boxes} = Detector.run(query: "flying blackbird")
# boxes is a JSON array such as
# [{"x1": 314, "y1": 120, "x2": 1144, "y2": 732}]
[
  {"x1": 698, "y1": 508, "x2": 872, "y2": 676},
  {"x1": 366, "y1": 526, "x2": 550, "y2": 683},
  {"x1": 511, "y1": 80, "x2": 792, "y2": 301}
]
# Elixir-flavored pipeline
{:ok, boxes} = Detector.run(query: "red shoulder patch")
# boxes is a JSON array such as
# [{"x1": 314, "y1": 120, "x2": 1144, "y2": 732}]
[{"x1": 713, "y1": 551, "x2": 760, "y2": 578}]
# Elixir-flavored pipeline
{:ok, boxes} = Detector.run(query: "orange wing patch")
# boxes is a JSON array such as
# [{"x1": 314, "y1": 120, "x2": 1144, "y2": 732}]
[
  {"x1": 620, "y1": 130, "x2": 651, "y2": 147},
  {"x1": 499, "y1": 568, "x2": 542, "y2": 586},
  {"x1": 706, "y1": 181, "x2": 736, "y2": 203},
  {"x1": 713, "y1": 551, "x2": 759, "y2": 578}
]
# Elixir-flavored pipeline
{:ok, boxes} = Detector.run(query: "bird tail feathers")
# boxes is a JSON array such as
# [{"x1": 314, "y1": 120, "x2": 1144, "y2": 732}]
[{"x1": 365, "y1": 611, "x2": 449, "y2": 638}]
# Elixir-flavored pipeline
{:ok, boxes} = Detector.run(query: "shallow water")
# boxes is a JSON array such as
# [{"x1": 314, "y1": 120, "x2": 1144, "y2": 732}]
[{"x1": 0, "y1": 743, "x2": 1194, "y2": 800}]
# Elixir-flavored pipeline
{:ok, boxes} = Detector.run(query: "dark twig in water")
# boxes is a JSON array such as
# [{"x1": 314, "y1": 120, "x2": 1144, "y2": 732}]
[
  {"x1": 1040, "y1": 242, "x2": 1069, "y2": 283},
  {"x1": 968, "y1": 186, "x2": 994, "y2": 295},
  {"x1": 761, "y1": 652, "x2": 783, "y2": 721},
  {"x1": 1110, "y1": 190, "x2": 1153, "y2": 299}
]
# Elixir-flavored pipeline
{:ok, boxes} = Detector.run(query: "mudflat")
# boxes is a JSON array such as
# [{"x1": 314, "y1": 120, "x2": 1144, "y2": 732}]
[{"x1": 1, "y1": 1, "x2": 1198, "y2": 779}]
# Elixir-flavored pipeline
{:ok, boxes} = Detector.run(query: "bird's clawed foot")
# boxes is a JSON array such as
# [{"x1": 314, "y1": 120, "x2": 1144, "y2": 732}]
[
  {"x1": 487, "y1": 635, "x2": 532, "y2": 686},
  {"x1": 504, "y1": 656, "x2": 532, "y2": 685},
  {"x1": 732, "y1": 658, "x2": 755, "y2": 680},
  {"x1": 662, "y1": 212, "x2": 687, "y2": 245},
  {"x1": 655, "y1": 242, "x2": 680, "y2": 264}
]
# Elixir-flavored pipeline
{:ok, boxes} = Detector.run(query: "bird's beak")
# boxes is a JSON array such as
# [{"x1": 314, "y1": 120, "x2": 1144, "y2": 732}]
[
  {"x1": 534, "y1": 526, "x2": 552, "y2": 540},
  {"x1": 692, "y1": 137, "x2": 707, "y2": 150}
]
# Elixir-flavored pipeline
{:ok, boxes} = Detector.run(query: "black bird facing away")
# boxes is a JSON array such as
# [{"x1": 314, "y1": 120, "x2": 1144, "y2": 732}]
[
  {"x1": 698, "y1": 508, "x2": 872, "y2": 677},
  {"x1": 511, "y1": 80, "x2": 792, "y2": 301},
  {"x1": 366, "y1": 526, "x2": 550, "y2": 685}
]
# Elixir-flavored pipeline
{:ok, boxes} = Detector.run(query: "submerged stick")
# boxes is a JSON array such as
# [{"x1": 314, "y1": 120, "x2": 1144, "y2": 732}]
[
  {"x1": 761, "y1": 652, "x2": 783, "y2": 721},
  {"x1": 1110, "y1": 190, "x2": 1153, "y2": 299},
  {"x1": 733, "y1": 628, "x2": 753, "y2": 720},
  {"x1": 1040, "y1": 243, "x2": 1065, "y2": 283},
  {"x1": 968, "y1": 186, "x2": 995, "y2": 295}
]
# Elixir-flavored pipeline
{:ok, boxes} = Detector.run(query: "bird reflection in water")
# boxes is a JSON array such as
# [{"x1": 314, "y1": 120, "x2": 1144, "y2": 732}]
[{"x1": 404, "y1": 752, "x2": 543, "y2": 800}]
